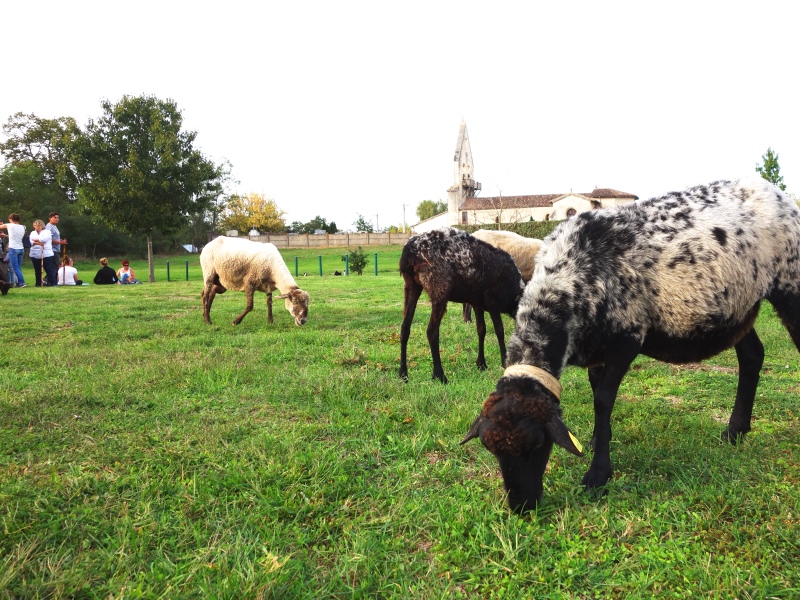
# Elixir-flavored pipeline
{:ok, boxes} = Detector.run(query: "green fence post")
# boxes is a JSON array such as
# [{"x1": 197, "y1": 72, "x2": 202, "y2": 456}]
[
  {"x1": 185, "y1": 261, "x2": 189, "y2": 281},
  {"x1": 374, "y1": 253, "x2": 378, "y2": 276},
  {"x1": 167, "y1": 261, "x2": 171, "y2": 282},
  {"x1": 319, "y1": 255, "x2": 323, "y2": 276},
  {"x1": 345, "y1": 254, "x2": 349, "y2": 276},
  {"x1": 295, "y1": 257, "x2": 298, "y2": 277}
]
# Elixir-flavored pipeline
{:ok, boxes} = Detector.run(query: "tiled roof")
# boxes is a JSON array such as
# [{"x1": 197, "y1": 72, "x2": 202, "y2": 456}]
[{"x1": 460, "y1": 188, "x2": 637, "y2": 210}]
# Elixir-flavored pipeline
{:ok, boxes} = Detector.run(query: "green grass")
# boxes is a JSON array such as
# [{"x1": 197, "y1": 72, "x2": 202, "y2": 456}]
[{"x1": 1, "y1": 252, "x2": 799, "y2": 599}]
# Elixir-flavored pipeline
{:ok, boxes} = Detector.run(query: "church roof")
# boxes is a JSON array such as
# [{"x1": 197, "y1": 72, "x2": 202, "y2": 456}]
[{"x1": 460, "y1": 188, "x2": 638, "y2": 210}]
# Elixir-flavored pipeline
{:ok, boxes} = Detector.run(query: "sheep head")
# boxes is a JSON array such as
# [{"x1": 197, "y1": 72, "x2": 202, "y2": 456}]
[
  {"x1": 461, "y1": 372, "x2": 583, "y2": 513},
  {"x1": 278, "y1": 287, "x2": 309, "y2": 326}
]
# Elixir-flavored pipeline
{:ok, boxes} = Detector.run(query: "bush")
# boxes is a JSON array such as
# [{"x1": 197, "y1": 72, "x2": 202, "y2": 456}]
[
  {"x1": 458, "y1": 220, "x2": 561, "y2": 239},
  {"x1": 343, "y1": 246, "x2": 368, "y2": 275}
]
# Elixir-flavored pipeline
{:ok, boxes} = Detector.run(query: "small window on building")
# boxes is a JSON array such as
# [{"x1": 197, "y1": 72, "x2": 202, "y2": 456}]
[
  {"x1": 591, "y1": 200, "x2": 601, "y2": 209},
  {"x1": 566, "y1": 208, "x2": 577, "y2": 219},
  {"x1": 494, "y1": 216, "x2": 500, "y2": 224},
  {"x1": 461, "y1": 211, "x2": 467, "y2": 225}
]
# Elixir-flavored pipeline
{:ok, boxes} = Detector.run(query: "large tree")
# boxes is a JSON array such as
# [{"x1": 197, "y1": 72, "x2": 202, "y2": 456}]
[
  {"x1": 756, "y1": 147, "x2": 786, "y2": 191},
  {"x1": 416, "y1": 199, "x2": 447, "y2": 222},
  {"x1": 73, "y1": 95, "x2": 223, "y2": 281},
  {"x1": 353, "y1": 214, "x2": 374, "y2": 233},
  {"x1": 0, "y1": 112, "x2": 81, "y2": 202},
  {"x1": 221, "y1": 193, "x2": 287, "y2": 234}
]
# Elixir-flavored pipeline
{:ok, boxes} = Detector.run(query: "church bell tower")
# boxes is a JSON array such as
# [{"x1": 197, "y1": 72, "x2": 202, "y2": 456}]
[{"x1": 447, "y1": 119, "x2": 481, "y2": 223}]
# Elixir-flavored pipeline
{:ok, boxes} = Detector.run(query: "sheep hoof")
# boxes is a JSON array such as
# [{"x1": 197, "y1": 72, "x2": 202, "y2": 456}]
[
  {"x1": 433, "y1": 373, "x2": 449, "y2": 384},
  {"x1": 399, "y1": 370, "x2": 409, "y2": 382},
  {"x1": 581, "y1": 468, "x2": 613, "y2": 493},
  {"x1": 476, "y1": 362, "x2": 488, "y2": 371},
  {"x1": 721, "y1": 427, "x2": 749, "y2": 445}
]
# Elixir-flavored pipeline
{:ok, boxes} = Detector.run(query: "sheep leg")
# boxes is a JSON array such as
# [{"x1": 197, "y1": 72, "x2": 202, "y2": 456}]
[
  {"x1": 582, "y1": 341, "x2": 640, "y2": 492},
  {"x1": 232, "y1": 288, "x2": 255, "y2": 325},
  {"x1": 462, "y1": 304, "x2": 473, "y2": 323},
  {"x1": 587, "y1": 365, "x2": 603, "y2": 450},
  {"x1": 488, "y1": 310, "x2": 507, "y2": 368},
  {"x1": 399, "y1": 281, "x2": 423, "y2": 381},
  {"x1": 769, "y1": 289, "x2": 800, "y2": 353},
  {"x1": 474, "y1": 309, "x2": 488, "y2": 370},
  {"x1": 202, "y1": 281, "x2": 217, "y2": 324},
  {"x1": 427, "y1": 301, "x2": 448, "y2": 384},
  {"x1": 722, "y1": 328, "x2": 764, "y2": 444},
  {"x1": 267, "y1": 291, "x2": 273, "y2": 324}
]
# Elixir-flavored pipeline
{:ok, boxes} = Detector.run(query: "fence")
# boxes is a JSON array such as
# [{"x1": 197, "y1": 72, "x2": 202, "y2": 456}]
[{"x1": 229, "y1": 231, "x2": 412, "y2": 248}]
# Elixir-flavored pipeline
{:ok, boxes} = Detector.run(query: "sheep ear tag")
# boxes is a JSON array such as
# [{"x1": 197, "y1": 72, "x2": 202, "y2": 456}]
[
  {"x1": 568, "y1": 431, "x2": 583, "y2": 454},
  {"x1": 547, "y1": 417, "x2": 584, "y2": 457}
]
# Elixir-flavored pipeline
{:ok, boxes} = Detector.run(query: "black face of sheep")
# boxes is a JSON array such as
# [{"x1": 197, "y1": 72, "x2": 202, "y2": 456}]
[{"x1": 461, "y1": 375, "x2": 583, "y2": 513}]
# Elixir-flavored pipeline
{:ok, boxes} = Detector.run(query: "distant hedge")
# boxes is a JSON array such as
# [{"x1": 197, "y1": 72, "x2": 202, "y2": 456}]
[{"x1": 458, "y1": 220, "x2": 562, "y2": 239}]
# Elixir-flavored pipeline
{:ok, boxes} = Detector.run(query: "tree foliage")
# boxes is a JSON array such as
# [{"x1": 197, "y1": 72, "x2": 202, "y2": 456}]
[
  {"x1": 416, "y1": 199, "x2": 447, "y2": 221},
  {"x1": 221, "y1": 193, "x2": 286, "y2": 233},
  {"x1": 343, "y1": 246, "x2": 368, "y2": 275},
  {"x1": 288, "y1": 215, "x2": 338, "y2": 234},
  {"x1": 353, "y1": 214, "x2": 374, "y2": 233},
  {"x1": 0, "y1": 112, "x2": 81, "y2": 201},
  {"x1": 756, "y1": 147, "x2": 786, "y2": 191},
  {"x1": 72, "y1": 95, "x2": 224, "y2": 279}
]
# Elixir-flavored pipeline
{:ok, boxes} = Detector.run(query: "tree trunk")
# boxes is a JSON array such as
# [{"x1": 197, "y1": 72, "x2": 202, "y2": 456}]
[{"x1": 147, "y1": 235, "x2": 155, "y2": 282}]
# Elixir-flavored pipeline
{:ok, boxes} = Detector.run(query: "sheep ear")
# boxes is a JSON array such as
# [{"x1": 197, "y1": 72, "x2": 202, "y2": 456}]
[
  {"x1": 546, "y1": 416, "x2": 584, "y2": 457},
  {"x1": 460, "y1": 415, "x2": 484, "y2": 445}
]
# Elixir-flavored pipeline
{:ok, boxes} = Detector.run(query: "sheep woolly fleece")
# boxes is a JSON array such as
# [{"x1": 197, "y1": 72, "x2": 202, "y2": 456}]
[
  {"x1": 200, "y1": 236, "x2": 309, "y2": 326},
  {"x1": 471, "y1": 229, "x2": 544, "y2": 282}
]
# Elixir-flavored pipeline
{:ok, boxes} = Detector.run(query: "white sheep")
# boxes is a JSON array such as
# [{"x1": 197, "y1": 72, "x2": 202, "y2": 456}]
[
  {"x1": 200, "y1": 236, "x2": 309, "y2": 326},
  {"x1": 471, "y1": 229, "x2": 545, "y2": 282},
  {"x1": 461, "y1": 178, "x2": 800, "y2": 512},
  {"x1": 463, "y1": 229, "x2": 545, "y2": 322}
]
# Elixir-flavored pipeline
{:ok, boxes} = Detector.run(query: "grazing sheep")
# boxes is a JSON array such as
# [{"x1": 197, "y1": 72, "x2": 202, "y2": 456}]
[
  {"x1": 201, "y1": 236, "x2": 309, "y2": 326},
  {"x1": 463, "y1": 229, "x2": 545, "y2": 322},
  {"x1": 461, "y1": 178, "x2": 800, "y2": 512},
  {"x1": 399, "y1": 228, "x2": 525, "y2": 383}
]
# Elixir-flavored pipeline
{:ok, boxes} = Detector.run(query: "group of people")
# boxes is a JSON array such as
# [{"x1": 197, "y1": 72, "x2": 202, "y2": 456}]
[{"x1": 0, "y1": 212, "x2": 141, "y2": 287}]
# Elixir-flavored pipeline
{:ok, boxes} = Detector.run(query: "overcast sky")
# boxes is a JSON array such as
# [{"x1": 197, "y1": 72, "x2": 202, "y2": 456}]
[{"x1": 2, "y1": 1, "x2": 797, "y2": 231}]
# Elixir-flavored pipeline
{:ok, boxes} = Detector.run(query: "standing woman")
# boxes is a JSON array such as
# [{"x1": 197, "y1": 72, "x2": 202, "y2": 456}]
[
  {"x1": 0, "y1": 214, "x2": 27, "y2": 287},
  {"x1": 29, "y1": 220, "x2": 56, "y2": 287}
]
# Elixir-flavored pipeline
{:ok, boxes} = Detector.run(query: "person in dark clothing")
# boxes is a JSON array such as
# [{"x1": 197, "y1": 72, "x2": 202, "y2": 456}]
[{"x1": 93, "y1": 258, "x2": 119, "y2": 284}]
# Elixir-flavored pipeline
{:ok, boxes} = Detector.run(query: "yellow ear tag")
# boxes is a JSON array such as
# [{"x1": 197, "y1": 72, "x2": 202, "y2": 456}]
[{"x1": 568, "y1": 431, "x2": 583, "y2": 453}]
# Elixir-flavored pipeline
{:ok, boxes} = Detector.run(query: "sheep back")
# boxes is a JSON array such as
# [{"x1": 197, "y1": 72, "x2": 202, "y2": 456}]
[
  {"x1": 400, "y1": 228, "x2": 523, "y2": 315},
  {"x1": 471, "y1": 229, "x2": 544, "y2": 282},
  {"x1": 512, "y1": 177, "x2": 800, "y2": 369},
  {"x1": 201, "y1": 236, "x2": 297, "y2": 294}
]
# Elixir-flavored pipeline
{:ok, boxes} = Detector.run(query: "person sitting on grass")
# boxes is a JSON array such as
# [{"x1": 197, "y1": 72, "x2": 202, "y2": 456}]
[
  {"x1": 57, "y1": 256, "x2": 83, "y2": 286},
  {"x1": 117, "y1": 259, "x2": 141, "y2": 284},
  {"x1": 93, "y1": 258, "x2": 118, "y2": 285}
]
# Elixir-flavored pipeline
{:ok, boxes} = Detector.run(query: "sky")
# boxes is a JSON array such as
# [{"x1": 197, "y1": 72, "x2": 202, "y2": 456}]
[{"x1": 2, "y1": 1, "x2": 798, "y2": 232}]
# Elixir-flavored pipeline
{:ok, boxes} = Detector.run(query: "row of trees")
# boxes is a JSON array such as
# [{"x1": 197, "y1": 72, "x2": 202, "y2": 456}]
[{"x1": 0, "y1": 98, "x2": 230, "y2": 281}]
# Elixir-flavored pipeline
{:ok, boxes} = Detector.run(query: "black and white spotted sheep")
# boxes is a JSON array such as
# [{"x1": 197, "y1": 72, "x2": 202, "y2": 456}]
[
  {"x1": 461, "y1": 178, "x2": 800, "y2": 513},
  {"x1": 399, "y1": 228, "x2": 525, "y2": 383}
]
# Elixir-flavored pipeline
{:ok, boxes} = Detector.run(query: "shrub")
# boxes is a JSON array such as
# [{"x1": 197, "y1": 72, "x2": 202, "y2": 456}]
[{"x1": 343, "y1": 246, "x2": 368, "y2": 275}]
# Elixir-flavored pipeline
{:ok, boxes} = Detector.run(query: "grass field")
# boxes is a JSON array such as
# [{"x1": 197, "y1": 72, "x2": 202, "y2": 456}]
[{"x1": 1, "y1": 247, "x2": 799, "y2": 599}]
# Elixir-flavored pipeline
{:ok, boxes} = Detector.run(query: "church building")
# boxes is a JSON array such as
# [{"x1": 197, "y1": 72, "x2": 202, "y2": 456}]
[{"x1": 413, "y1": 120, "x2": 638, "y2": 233}]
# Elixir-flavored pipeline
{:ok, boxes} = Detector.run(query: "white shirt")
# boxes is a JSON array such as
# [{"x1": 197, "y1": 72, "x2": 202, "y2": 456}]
[
  {"x1": 57, "y1": 265, "x2": 79, "y2": 285},
  {"x1": 29, "y1": 229, "x2": 53, "y2": 259},
  {"x1": 5, "y1": 223, "x2": 25, "y2": 250}
]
